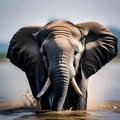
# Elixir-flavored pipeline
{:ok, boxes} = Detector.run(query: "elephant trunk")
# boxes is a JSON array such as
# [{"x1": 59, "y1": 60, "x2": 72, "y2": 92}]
[
  {"x1": 37, "y1": 54, "x2": 83, "y2": 110},
  {"x1": 37, "y1": 55, "x2": 82, "y2": 111},
  {"x1": 50, "y1": 64, "x2": 69, "y2": 111}
]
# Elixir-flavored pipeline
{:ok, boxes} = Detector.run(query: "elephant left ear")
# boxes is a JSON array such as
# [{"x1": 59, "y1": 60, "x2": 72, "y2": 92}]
[{"x1": 76, "y1": 22, "x2": 118, "y2": 79}]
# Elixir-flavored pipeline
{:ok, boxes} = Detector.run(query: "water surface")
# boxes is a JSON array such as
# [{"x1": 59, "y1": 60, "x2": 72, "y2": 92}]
[{"x1": 0, "y1": 109, "x2": 120, "y2": 120}]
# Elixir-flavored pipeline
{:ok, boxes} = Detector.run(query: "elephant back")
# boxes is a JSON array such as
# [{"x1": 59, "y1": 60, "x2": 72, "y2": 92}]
[{"x1": 7, "y1": 26, "x2": 42, "y2": 72}]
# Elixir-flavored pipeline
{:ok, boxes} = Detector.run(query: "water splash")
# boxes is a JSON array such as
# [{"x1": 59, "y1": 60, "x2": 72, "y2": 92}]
[{"x1": 21, "y1": 90, "x2": 41, "y2": 110}]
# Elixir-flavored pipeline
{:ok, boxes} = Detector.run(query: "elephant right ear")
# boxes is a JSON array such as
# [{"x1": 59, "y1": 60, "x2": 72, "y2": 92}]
[
  {"x1": 6, "y1": 26, "x2": 48, "y2": 98},
  {"x1": 76, "y1": 22, "x2": 118, "y2": 79},
  {"x1": 7, "y1": 26, "x2": 43, "y2": 71}
]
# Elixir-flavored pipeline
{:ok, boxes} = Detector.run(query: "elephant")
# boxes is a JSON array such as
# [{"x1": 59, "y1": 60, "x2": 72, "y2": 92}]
[{"x1": 7, "y1": 20, "x2": 118, "y2": 111}]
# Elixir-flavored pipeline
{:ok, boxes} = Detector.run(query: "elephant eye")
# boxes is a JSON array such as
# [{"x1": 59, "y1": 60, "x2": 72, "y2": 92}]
[{"x1": 74, "y1": 48, "x2": 79, "y2": 56}]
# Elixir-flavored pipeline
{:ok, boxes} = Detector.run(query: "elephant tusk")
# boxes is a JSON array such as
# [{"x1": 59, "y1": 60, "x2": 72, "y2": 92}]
[
  {"x1": 37, "y1": 77, "x2": 51, "y2": 98},
  {"x1": 71, "y1": 77, "x2": 83, "y2": 96}
]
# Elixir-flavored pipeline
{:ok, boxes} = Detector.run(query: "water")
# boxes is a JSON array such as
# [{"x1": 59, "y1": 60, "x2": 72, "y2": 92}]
[
  {"x1": 0, "y1": 61, "x2": 120, "y2": 120},
  {"x1": 0, "y1": 109, "x2": 120, "y2": 120}
]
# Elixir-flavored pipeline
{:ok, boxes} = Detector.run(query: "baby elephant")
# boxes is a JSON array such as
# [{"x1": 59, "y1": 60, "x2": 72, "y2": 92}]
[{"x1": 7, "y1": 21, "x2": 118, "y2": 111}]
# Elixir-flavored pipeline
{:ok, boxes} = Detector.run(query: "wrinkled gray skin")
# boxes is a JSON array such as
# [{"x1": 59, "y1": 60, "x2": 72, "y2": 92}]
[
  {"x1": 7, "y1": 21, "x2": 118, "y2": 111},
  {"x1": 37, "y1": 22, "x2": 85, "y2": 110}
]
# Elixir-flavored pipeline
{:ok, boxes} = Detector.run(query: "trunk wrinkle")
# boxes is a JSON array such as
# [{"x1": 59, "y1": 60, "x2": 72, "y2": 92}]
[
  {"x1": 51, "y1": 75, "x2": 69, "y2": 111},
  {"x1": 48, "y1": 54, "x2": 72, "y2": 110}
]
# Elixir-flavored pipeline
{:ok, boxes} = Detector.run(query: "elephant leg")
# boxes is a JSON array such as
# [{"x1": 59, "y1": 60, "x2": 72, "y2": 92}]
[
  {"x1": 40, "y1": 93, "x2": 51, "y2": 110},
  {"x1": 34, "y1": 63, "x2": 51, "y2": 110},
  {"x1": 37, "y1": 82, "x2": 51, "y2": 110},
  {"x1": 26, "y1": 71, "x2": 50, "y2": 110},
  {"x1": 64, "y1": 78, "x2": 88, "y2": 110},
  {"x1": 76, "y1": 79, "x2": 88, "y2": 110}
]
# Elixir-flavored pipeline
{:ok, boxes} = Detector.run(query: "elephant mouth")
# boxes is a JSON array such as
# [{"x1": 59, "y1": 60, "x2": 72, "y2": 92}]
[{"x1": 37, "y1": 77, "x2": 83, "y2": 98}]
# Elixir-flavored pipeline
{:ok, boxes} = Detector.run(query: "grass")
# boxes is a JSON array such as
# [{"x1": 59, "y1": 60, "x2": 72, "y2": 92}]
[
  {"x1": 0, "y1": 53, "x2": 9, "y2": 62},
  {"x1": 0, "y1": 52, "x2": 6, "y2": 58},
  {"x1": 112, "y1": 50, "x2": 120, "y2": 62},
  {"x1": 117, "y1": 50, "x2": 120, "y2": 58}
]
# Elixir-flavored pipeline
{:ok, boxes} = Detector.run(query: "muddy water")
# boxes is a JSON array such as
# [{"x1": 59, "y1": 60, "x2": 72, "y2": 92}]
[
  {"x1": 0, "y1": 61, "x2": 120, "y2": 119},
  {"x1": 0, "y1": 109, "x2": 120, "y2": 120}
]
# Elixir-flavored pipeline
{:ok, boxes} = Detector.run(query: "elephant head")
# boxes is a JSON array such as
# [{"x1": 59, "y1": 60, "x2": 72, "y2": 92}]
[{"x1": 7, "y1": 21, "x2": 117, "y2": 111}]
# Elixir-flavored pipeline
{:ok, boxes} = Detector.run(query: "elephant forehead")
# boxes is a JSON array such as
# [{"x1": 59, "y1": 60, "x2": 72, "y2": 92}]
[
  {"x1": 45, "y1": 38, "x2": 73, "y2": 52},
  {"x1": 45, "y1": 21, "x2": 81, "y2": 39},
  {"x1": 45, "y1": 38, "x2": 81, "y2": 56}
]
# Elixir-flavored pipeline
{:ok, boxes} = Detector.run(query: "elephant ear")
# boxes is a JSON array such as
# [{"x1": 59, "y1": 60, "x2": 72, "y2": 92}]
[
  {"x1": 76, "y1": 22, "x2": 118, "y2": 79},
  {"x1": 7, "y1": 26, "x2": 43, "y2": 72},
  {"x1": 7, "y1": 26, "x2": 44, "y2": 96}
]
